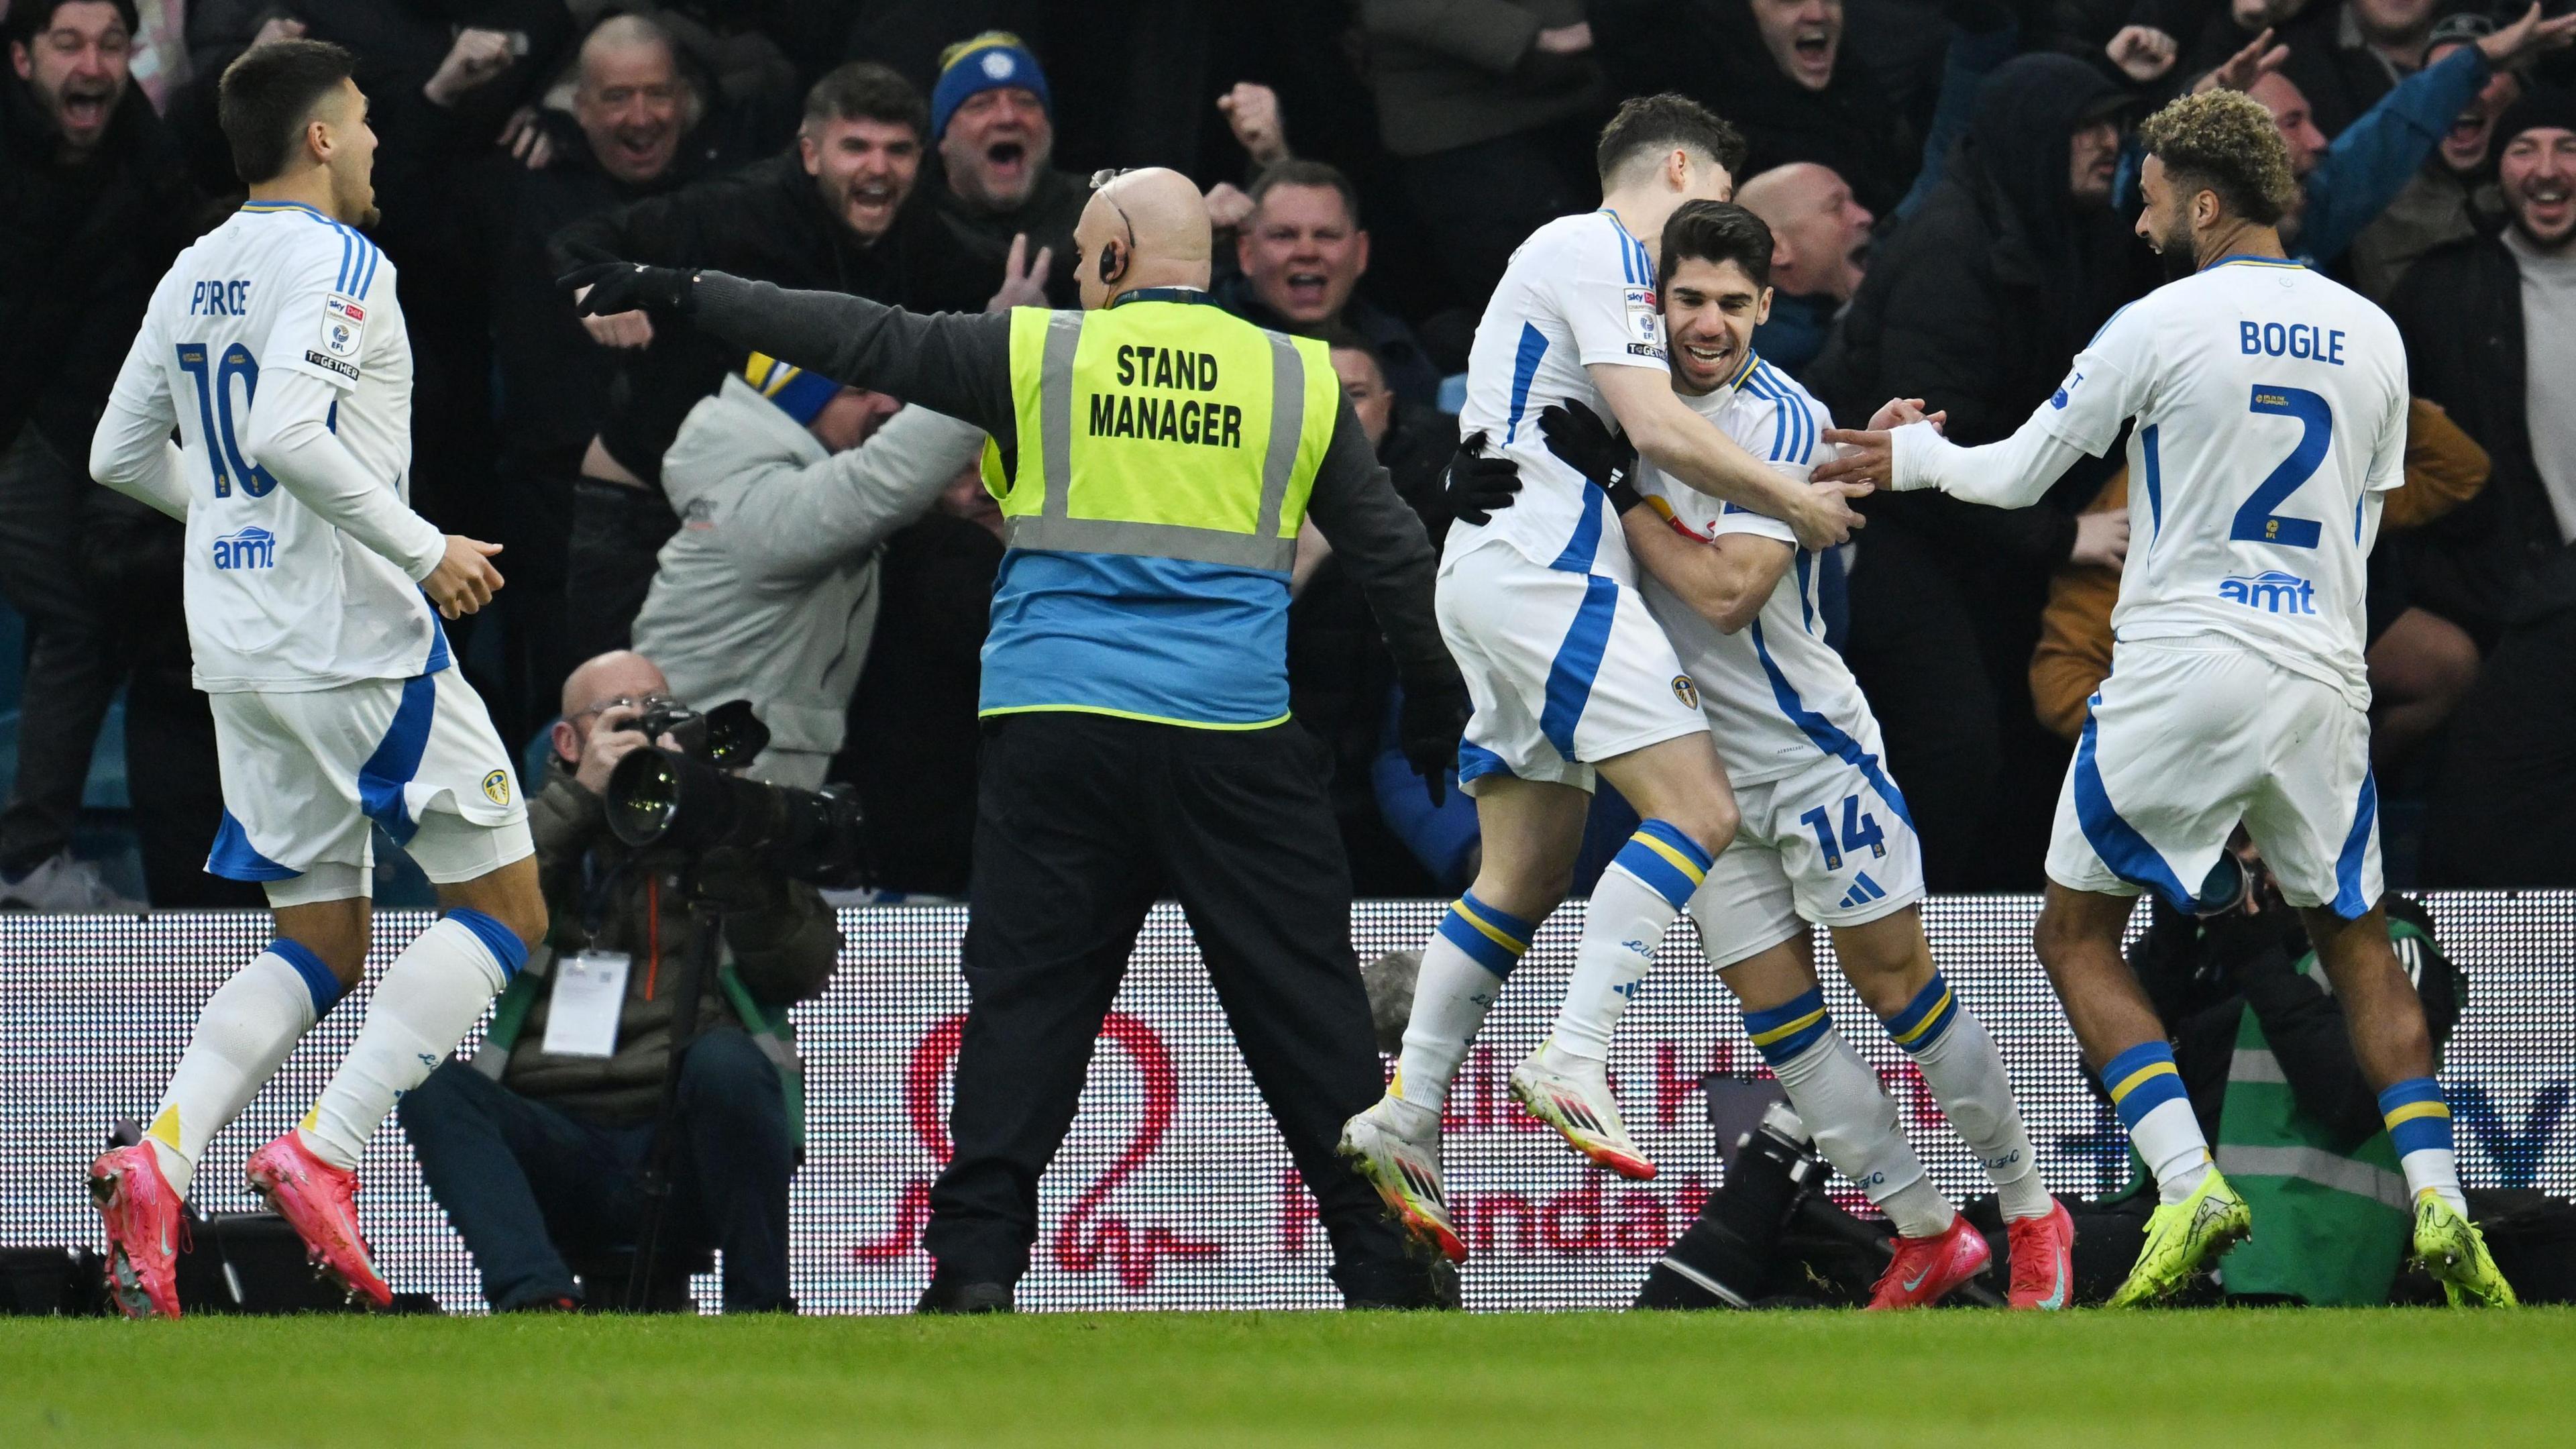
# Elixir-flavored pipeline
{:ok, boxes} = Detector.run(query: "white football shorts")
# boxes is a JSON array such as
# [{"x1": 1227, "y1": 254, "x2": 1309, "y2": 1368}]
[
  {"x1": 2046, "y1": 639, "x2": 2381, "y2": 918},
  {"x1": 1685, "y1": 743, "x2": 1926, "y2": 967},
  {"x1": 207, "y1": 666, "x2": 533, "y2": 900},
  {"x1": 1437, "y1": 535, "x2": 1707, "y2": 794}
]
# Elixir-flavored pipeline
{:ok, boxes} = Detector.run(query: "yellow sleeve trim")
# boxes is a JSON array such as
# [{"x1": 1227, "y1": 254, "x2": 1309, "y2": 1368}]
[
  {"x1": 2383, "y1": 1100, "x2": 2451, "y2": 1127},
  {"x1": 977, "y1": 704, "x2": 1293, "y2": 732}
]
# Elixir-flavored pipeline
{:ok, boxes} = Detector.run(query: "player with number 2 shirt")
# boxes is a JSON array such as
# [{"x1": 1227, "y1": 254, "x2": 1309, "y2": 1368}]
[{"x1": 1818, "y1": 91, "x2": 2514, "y2": 1309}]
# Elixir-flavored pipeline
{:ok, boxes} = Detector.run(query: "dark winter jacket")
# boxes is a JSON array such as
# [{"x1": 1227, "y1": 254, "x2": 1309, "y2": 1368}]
[
  {"x1": 551, "y1": 154, "x2": 986, "y2": 484},
  {"x1": 496, "y1": 765, "x2": 841, "y2": 1125},
  {"x1": 1810, "y1": 52, "x2": 2153, "y2": 569},
  {"x1": 0, "y1": 67, "x2": 203, "y2": 457},
  {"x1": 2387, "y1": 233, "x2": 2576, "y2": 639}
]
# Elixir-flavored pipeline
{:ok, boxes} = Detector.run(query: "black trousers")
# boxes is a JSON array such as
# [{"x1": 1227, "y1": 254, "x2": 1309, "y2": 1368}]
[
  {"x1": 564, "y1": 479, "x2": 680, "y2": 667},
  {"x1": 399, "y1": 1029, "x2": 796, "y2": 1312},
  {"x1": 0, "y1": 425, "x2": 258, "y2": 905},
  {"x1": 922, "y1": 712, "x2": 1409, "y2": 1295},
  {"x1": 2422, "y1": 605, "x2": 2576, "y2": 887}
]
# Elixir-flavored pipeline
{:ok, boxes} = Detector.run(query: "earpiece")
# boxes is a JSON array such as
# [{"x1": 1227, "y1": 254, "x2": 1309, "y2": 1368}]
[{"x1": 1097, "y1": 239, "x2": 1126, "y2": 285}]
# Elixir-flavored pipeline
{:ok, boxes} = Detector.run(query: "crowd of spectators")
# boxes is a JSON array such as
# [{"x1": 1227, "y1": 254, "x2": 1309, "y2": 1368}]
[{"x1": 5, "y1": 0, "x2": 2575, "y2": 911}]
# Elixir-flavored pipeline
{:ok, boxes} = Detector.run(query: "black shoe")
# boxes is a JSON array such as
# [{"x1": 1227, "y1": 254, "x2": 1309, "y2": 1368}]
[
  {"x1": 1332, "y1": 1249, "x2": 1461, "y2": 1310},
  {"x1": 916, "y1": 1276, "x2": 1014, "y2": 1314}
]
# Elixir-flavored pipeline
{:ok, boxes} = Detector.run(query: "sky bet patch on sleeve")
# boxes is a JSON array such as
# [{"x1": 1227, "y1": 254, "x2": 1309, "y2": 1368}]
[
  {"x1": 1624, "y1": 285, "x2": 1666, "y2": 359},
  {"x1": 315, "y1": 292, "x2": 367, "y2": 366}
]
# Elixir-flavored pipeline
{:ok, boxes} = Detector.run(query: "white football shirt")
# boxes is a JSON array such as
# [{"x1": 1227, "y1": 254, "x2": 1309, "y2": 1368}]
[
  {"x1": 1635, "y1": 355, "x2": 1878, "y2": 786},
  {"x1": 103, "y1": 201, "x2": 446, "y2": 692},
  {"x1": 1451, "y1": 210, "x2": 1672, "y2": 581},
  {"x1": 2034, "y1": 256, "x2": 2406, "y2": 707}
]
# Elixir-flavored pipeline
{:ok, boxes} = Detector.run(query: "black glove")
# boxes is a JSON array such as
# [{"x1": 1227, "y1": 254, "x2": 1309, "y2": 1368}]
[
  {"x1": 1398, "y1": 676, "x2": 1472, "y2": 808},
  {"x1": 557, "y1": 242, "x2": 699, "y2": 317},
  {"x1": 1539, "y1": 400, "x2": 1644, "y2": 515},
  {"x1": 1444, "y1": 429, "x2": 1521, "y2": 526}
]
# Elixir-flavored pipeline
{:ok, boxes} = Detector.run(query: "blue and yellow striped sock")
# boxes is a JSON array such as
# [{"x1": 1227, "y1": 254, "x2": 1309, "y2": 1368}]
[
  {"x1": 1743, "y1": 987, "x2": 1834, "y2": 1069},
  {"x1": 1880, "y1": 973, "x2": 1959, "y2": 1055},
  {"x1": 2100, "y1": 1040, "x2": 2210, "y2": 1204},
  {"x1": 1394, "y1": 892, "x2": 1542, "y2": 1114},
  {"x1": 1433, "y1": 890, "x2": 1538, "y2": 979},
  {"x1": 2379, "y1": 1077, "x2": 2465, "y2": 1212},
  {"x1": 1550, "y1": 822, "x2": 1713, "y2": 1060},
  {"x1": 1608, "y1": 820, "x2": 1715, "y2": 912}
]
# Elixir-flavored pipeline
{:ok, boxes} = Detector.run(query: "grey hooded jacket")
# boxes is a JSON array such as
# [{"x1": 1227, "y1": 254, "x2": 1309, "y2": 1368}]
[{"x1": 633, "y1": 373, "x2": 985, "y2": 786}]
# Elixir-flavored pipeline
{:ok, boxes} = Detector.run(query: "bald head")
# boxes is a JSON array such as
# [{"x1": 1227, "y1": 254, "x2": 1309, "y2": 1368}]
[
  {"x1": 1736, "y1": 162, "x2": 1873, "y2": 303},
  {"x1": 559, "y1": 649, "x2": 668, "y2": 720},
  {"x1": 1075, "y1": 167, "x2": 1212, "y2": 308}
]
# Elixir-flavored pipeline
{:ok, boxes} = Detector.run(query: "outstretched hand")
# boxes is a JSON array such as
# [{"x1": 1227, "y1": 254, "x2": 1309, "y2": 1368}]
[
  {"x1": 557, "y1": 242, "x2": 699, "y2": 319},
  {"x1": 1814, "y1": 428, "x2": 1894, "y2": 488},
  {"x1": 2195, "y1": 27, "x2": 2288, "y2": 94}
]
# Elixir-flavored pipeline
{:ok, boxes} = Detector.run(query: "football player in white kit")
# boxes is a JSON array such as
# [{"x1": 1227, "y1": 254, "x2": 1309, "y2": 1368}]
[
  {"x1": 1531, "y1": 201, "x2": 2074, "y2": 1309},
  {"x1": 1338, "y1": 96, "x2": 1868, "y2": 1263},
  {"x1": 80, "y1": 40, "x2": 549, "y2": 1317},
  {"x1": 1819, "y1": 91, "x2": 2514, "y2": 1307}
]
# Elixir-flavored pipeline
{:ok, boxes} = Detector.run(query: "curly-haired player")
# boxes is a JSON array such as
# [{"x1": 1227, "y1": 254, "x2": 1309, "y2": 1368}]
[{"x1": 1816, "y1": 91, "x2": 2516, "y2": 1307}]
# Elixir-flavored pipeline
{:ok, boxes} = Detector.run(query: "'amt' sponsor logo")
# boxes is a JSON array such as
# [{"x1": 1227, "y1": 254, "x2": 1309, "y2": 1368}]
[
  {"x1": 2218, "y1": 570, "x2": 2314, "y2": 614},
  {"x1": 213, "y1": 526, "x2": 276, "y2": 570}
]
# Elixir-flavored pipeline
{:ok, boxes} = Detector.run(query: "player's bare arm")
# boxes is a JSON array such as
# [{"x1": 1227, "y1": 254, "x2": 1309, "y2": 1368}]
[
  {"x1": 1589, "y1": 362, "x2": 1866, "y2": 549},
  {"x1": 1627, "y1": 517, "x2": 1792, "y2": 635}
]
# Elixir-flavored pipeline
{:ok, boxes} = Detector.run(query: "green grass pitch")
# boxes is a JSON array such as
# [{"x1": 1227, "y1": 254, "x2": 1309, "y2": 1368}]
[{"x1": 4, "y1": 1307, "x2": 2567, "y2": 1446}]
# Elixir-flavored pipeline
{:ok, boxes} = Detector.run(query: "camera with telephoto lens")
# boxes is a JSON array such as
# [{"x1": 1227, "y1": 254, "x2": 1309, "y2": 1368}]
[
  {"x1": 1635, "y1": 1093, "x2": 2001, "y2": 1309},
  {"x1": 602, "y1": 699, "x2": 873, "y2": 890}
]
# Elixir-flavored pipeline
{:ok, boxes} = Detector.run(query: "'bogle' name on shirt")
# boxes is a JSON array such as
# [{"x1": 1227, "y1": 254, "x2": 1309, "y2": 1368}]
[{"x1": 1087, "y1": 343, "x2": 1244, "y2": 447}]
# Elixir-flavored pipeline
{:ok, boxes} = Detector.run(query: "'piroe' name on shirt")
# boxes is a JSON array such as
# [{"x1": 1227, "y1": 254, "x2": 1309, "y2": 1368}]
[{"x1": 1087, "y1": 343, "x2": 1243, "y2": 447}]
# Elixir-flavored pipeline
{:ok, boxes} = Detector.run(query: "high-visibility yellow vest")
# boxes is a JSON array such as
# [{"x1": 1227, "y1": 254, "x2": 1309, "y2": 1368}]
[{"x1": 974, "y1": 293, "x2": 1341, "y2": 729}]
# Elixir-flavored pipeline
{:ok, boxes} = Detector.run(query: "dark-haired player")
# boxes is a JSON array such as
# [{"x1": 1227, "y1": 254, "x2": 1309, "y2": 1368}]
[
  {"x1": 1820, "y1": 91, "x2": 2514, "y2": 1307},
  {"x1": 1536, "y1": 200, "x2": 2072, "y2": 1309},
  {"x1": 83, "y1": 39, "x2": 548, "y2": 1317},
  {"x1": 1338, "y1": 95, "x2": 1868, "y2": 1263}
]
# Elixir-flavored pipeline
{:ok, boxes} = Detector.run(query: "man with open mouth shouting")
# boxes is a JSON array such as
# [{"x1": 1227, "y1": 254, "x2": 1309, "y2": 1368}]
[
  {"x1": 1, "y1": 0, "x2": 239, "y2": 915},
  {"x1": 925, "y1": 32, "x2": 1085, "y2": 309}
]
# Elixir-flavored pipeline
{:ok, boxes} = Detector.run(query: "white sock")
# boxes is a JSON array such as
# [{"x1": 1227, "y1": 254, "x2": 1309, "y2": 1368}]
[
  {"x1": 1884, "y1": 975, "x2": 2051, "y2": 1220},
  {"x1": 1550, "y1": 822, "x2": 1711, "y2": 1062},
  {"x1": 2132, "y1": 1098, "x2": 2212, "y2": 1205},
  {"x1": 298, "y1": 912, "x2": 522, "y2": 1169},
  {"x1": 1393, "y1": 893, "x2": 1538, "y2": 1115},
  {"x1": 2379, "y1": 1078, "x2": 2468, "y2": 1215},
  {"x1": 145, "y1": 945, "x2": 343, "y2": 1197},
  {"x1": 1751, "y1": 989, "x2": 1953, "y2": 1238},
  {"x1": 2101, "y1": 1041, "x2": 2210, "y2": 1205}
]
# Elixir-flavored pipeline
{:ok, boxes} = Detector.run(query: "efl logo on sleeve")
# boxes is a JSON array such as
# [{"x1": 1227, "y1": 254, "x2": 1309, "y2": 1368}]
[{"x1": 319, "y1": 293, "x2": 367, "y2": 361}]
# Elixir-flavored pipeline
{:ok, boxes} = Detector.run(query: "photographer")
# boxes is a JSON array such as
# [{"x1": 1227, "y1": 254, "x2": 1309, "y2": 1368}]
[
  {"x1": 629, "y1": 351, "x2": 985, "y2": 789},
  {"x1": 400, "y1": 651, "x2": 841, "y2": 1313},
  {"x1": 2122, "y1": 843, "x2": 2461, "y2": 1306}
]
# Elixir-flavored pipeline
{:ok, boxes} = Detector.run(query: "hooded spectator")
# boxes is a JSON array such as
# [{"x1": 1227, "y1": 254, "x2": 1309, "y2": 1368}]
[
  {"x1": 2275, "y1": 0, "x2": 2440, "y2": 138},
  {"x1": 2348, "y1": 8, "x2": 2525, "y2": 297},
  {"x1": 1807, "y1": 52, "x2": 2155, "y2": 890}
]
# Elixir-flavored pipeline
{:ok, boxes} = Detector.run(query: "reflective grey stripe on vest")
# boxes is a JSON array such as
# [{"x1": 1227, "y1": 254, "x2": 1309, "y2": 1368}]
[
  {"x1": 1005, "y1": 312, "x2": 1303, "y2": 572},
  {"x1": 2216, "y1": 1143, "x2": 2411, "y2": 1210},
  {"x1": 2230, "y1": 1048, "x2": 2288, "y2": 1084}
]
